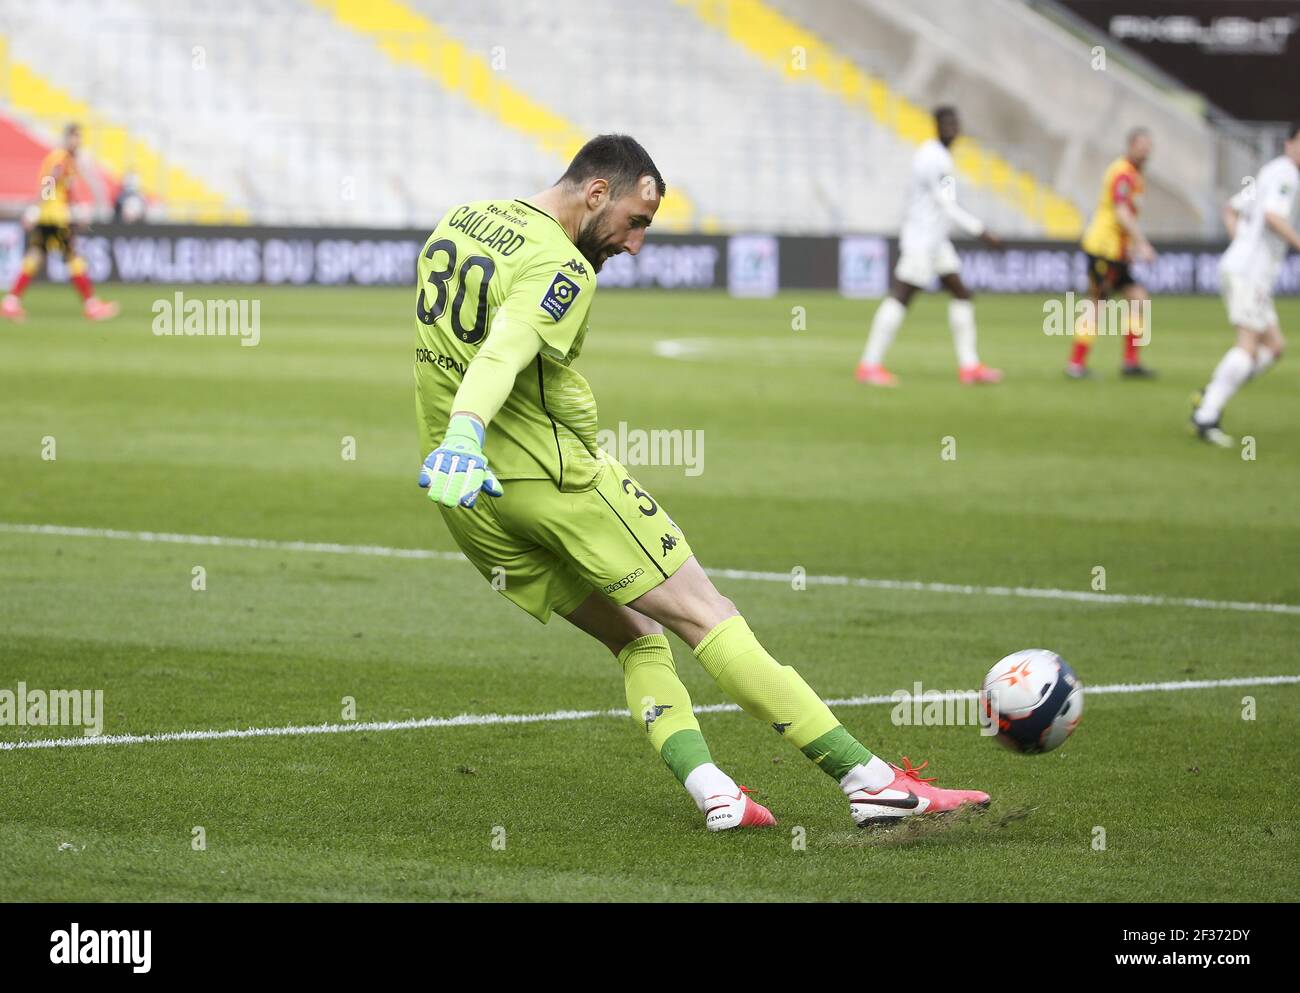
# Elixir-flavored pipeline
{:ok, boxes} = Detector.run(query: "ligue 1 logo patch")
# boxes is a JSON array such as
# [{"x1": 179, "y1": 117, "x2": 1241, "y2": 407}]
[{"x1": 540, "y1": 272, "x2": 581, "y2": 321}]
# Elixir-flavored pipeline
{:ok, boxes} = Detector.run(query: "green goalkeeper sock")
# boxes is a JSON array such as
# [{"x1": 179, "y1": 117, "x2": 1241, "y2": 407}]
[
  {"x1": 693, "y1": 615, "x2": 875, "y2": 780},
  {"x1": 618, "y1": 634, "x2": 712, "y2": 785}
]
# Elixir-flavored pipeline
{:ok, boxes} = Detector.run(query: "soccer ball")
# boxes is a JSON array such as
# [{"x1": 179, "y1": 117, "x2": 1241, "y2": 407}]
[{"x1": 981, "y1": 649, "x2": 1083, "y2": 754}]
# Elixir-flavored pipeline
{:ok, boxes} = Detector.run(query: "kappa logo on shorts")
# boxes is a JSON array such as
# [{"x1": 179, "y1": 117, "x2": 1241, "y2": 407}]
[
  {"x1": 603, "y1": 568, "x2": 645, "y2": 594},
  {"x1": 539, "y1": 272, "x2": 582, "y2": 321}
]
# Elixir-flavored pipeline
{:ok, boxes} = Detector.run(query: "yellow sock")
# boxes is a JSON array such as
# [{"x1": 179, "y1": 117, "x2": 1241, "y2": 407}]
[
  {"x1": 693, "y1": 616, "x2": 874, "y2": 778},
  {"x1": 693, "y1": 616, "x2": 839, "y2": 748},
  {"x1": 618, "y1": 634, "x2": 711, "y2": 784}
]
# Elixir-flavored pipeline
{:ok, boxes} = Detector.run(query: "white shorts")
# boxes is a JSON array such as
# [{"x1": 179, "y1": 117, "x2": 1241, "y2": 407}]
[
  {"x1": 894, "y1": 239, "x2": 961, "y2": 288},
  {"x1": 1220, "y1": 270, "x2": 1278, "y2": 332}
]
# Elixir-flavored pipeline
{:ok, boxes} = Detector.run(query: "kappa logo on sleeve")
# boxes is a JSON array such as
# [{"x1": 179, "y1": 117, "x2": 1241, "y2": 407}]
[{"x1": 540, "y1": 272, "x2": 582, "y2": 321}]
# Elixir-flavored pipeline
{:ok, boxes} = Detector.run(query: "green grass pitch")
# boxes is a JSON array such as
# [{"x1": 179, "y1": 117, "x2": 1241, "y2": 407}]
[{"x1": 1, "y1": 283, "x2": 1297, "y2": 902}]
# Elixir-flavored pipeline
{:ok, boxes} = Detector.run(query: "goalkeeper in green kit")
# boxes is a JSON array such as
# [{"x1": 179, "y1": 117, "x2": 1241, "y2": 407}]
[{"x1": 415, "y1": 134, "x2": 989, "y2": 831}]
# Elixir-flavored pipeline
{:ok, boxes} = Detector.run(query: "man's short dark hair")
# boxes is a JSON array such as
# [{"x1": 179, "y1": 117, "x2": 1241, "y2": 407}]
[
  {"x1": 933, "y1": 106, "x2": 958, "y2": 124},
  {"x1": 65, "y1": 122, "x2": 81, "y2": 137},
  {"x1": 1287, "y1": 121, "x2": 1300, "y2": 142},
  {"x1": 558, "y1": 134, "x2": 665, "y2": 199},
  {"x1": 1127, "y1": 126, "x2": 1151, "y2": 145}
]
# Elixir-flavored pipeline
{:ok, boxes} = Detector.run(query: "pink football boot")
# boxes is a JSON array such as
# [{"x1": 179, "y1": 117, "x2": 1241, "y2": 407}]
[
  {"x1": 1, "y1": 294, "x2": 25, "y2": 322},
  {"x1": 849, "y1": 757, "x2": 990, "y2": 828},
  {"x1": 84, "y1": 297, "x2": 120, "y2": 321},
  {"x1": 855, "y1": 362, "x2": 898, "y2": 387},
  {"x1": 704, "y1": 786, "x2": 777, "y2": 832},
  {"x1": 959, "y1": 363, "x2": 1003, "y2": 384}
]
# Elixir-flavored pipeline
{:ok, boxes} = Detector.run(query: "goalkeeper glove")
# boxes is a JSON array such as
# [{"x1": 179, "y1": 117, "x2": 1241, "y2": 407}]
[{"x1": 418, "y1": 414, "x2": 504, "y2": 508}]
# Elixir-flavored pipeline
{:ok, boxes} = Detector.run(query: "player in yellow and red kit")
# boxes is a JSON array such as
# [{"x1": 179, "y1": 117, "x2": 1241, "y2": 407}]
[
  {"x1": 1066, "y1": 127, "x2": 1156, "y2": 379},
  {"x1": 2, "y1": 123, "x2": 119, "y2": 322}
]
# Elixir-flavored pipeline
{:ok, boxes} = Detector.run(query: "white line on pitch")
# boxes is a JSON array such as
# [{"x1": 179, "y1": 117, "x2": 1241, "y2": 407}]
[
  {"x1": 2, "y1": 674, "x2": 1296, "y2": 752},
  {"x1": 3, "y1": 521, "x2": 1298, "y2": 616}
]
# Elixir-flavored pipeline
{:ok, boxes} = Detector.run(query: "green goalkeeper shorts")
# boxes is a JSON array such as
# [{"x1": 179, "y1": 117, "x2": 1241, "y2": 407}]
[{"x1": 437, "y1": 455, "x2": 693, "y2": 622}]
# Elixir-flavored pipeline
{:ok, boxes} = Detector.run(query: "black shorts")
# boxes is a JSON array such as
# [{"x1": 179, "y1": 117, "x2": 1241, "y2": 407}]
[
  {"x1": 27, "y1": 223, "x2": 75, "y2": 257},
  {"x1": 1085, "y1": 253, "x2": 1133, "y2": 297}
]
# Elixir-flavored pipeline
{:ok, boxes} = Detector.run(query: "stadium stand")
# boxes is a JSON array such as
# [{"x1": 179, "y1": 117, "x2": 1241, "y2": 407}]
[
  {"x1": 0, "y1": 0, "x2": 1257, "y2": 235},
  {"x1": 777, "y1": 0, "x2": 1261, "y2": 237}
]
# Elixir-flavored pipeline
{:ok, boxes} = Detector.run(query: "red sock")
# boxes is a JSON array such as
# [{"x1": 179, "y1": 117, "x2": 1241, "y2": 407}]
[
  {"x1": 1123, "y1": 332, "x2": 1140, "y2": 366},
  {"x1": 71, "y1": 272, "x2": 94, "y2": 302},
  {"x1": 1069, "y1": 340, "x2": 1091, "y2": 367},
  {"x1": 9, "y1": 271, "x2": 31, "y2": 297}
]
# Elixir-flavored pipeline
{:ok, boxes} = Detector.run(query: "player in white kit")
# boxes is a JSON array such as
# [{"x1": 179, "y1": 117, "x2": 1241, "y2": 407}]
[
  {"x1": 1191, "y1": 122, "x2": 1300, "y2": 447},
  {"x1": 857, "y1": 107, "x2": 1003, "y2": 387}
]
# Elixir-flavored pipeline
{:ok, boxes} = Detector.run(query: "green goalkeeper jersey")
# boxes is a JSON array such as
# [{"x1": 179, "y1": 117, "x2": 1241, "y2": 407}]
[{"x1": 414, "y1": 198, "x2": 603, "y2": 491}]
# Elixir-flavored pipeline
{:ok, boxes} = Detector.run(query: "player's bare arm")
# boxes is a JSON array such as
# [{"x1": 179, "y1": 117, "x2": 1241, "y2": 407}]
[
  {"x1": 1116, "y1": 202, "x2": 1155, "y2": 262},
  {"x1": 1222, "y1": 200, "x2": 1240, "y2": 240},
  {"x1": 1263, "y1": 210, "x2": 1300, "y2": 253}
]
